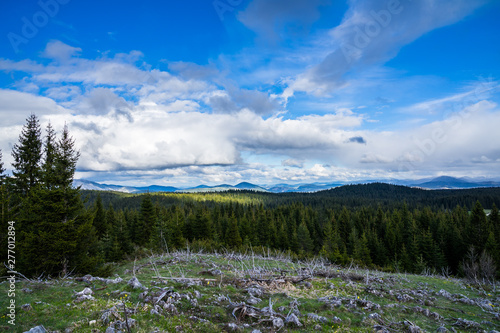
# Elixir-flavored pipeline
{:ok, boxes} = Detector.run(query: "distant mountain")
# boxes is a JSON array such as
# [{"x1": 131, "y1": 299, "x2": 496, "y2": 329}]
[
  {"x1": 234, "y1": 182, "x2": 267, "y2": 191},
  {"x1": 134, "y1": 185, "x2": 179, "y2": 193},
  {"x1": 74, "y1": 179, "x2": 178, "y2": 193},
  {"x1": 411, "y1": 176, "x2": 500, "y2": 189},
  {"x1": 180, "y1": 182, "x2": 268, "y2": 193},
  {"x1": 74, "y1": 175, "x2": 500, "y2": 194}
]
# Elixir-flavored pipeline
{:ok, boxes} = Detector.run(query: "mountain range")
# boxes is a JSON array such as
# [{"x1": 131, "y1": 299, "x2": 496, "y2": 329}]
[{"x1": 73, "y1": 176, "x2": 500, "y2": 194}]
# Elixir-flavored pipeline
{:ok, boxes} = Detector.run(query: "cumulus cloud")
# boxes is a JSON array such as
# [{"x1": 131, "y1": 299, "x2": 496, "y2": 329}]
[
  {"x1": 0, "y1": 89, "x2": 69, "y2": 126},
  {"x1": 42, "y1": 40, "x2": 82, "y2": 61},
  {"x1": 282, "y1": 158, "x2": 304, "y2": 168}
]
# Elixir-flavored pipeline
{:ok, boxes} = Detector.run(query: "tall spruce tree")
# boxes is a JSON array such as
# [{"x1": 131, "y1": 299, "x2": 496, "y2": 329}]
[
  {"x1": 138, "y1": 194, "x2": 155, "y2": 245},
  {"x1": 0, "y1": 150, "x2": 7, "y2": 265},
  {"x1": 0, "y1": 149, "x2": 7, "y2": 222},
  {"x1": 41, "y1": 123, "x2": 58, "y2": 189},
  {"x1": 0, "y1": 149, "x2": 5, "y2": 181},
  {"x1": 469, "y1": 201, "x2": 488, "y2": 251},
  {"x1": 11, "y1": 114, "x2": 43, "y2": 196},
  {"x1": 225, "y1": 215, "x2": 242, "y2": 249},
  {"x1": 93, "y1": 193, "x2": 107, "y2": 238}
]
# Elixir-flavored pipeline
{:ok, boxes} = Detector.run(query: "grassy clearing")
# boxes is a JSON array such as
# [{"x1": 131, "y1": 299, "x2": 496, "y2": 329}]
[{"x1": 1, "y1": 250, "x2": 499, "y2": 332}]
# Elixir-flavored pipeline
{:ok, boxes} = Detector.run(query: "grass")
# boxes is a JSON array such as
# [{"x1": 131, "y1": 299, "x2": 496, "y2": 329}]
[{"x1": 1, "y1": 250, "x2": 499, "y2": 332}]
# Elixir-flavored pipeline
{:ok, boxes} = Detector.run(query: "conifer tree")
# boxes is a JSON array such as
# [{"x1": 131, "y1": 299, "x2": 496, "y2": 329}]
[
  {"x1": 489, "y1": 204, "x2": 499, "y2": 255},
  {"x1": 353, "y1": 232, "x2": 372, "y2": 266},
  {"x1": 0, "y1": 149, "x2": 5, "y2": 182},
  {"x1": 297, "y1": 221, "x2": 314, "y2": 254},
  {"x1": 138, "y1": 194, "x2": 155, "y2": 245},
  {"x1": 225, "y1": 215, "x2": 242, "y2": 249},
  {"x1": 93, "y1": 193, "x2": 108, "y2": 238},
  {"x1": 11, "y1": 114, "x2": 43, "y2": 196},
  {"x1": 41, "y1": 123, "x2": 57, "y2": 189},
  {"x1": 170, "y1": 206, "x2": 185, "y2": 249},
  {"x1": 469, "y1": 201, "x2": 488, "y2": 251},
  {"x1": 0, "y1": 150, "x2": 8, "y2": 265},
  {"x1": 0, "y1": 149, "x2": 8, "y2": 223}
]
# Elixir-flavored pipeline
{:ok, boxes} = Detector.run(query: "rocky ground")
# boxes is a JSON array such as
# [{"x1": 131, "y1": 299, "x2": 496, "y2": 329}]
[{"x1": 2, "y1": 250, "x2": 500, "y2": 332}]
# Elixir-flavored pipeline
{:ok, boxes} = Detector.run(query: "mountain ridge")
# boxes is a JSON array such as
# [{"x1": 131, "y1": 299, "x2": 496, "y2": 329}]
[{"x1": 73, "y1": 176, "x2": 500, "y2": 194}]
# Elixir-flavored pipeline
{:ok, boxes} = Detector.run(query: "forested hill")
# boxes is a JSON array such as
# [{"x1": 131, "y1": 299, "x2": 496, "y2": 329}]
[
  {"x1": 81, "y1": 182, "x2": 500, "y2": 211},
  {"x1": 315, "y1": 183, "x2": 500, "y2": 209}
]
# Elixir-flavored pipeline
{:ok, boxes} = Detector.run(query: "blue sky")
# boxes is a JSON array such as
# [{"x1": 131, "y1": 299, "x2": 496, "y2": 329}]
[{"x1": 1, "y1": 0, "x2": 500, "y2": 186}]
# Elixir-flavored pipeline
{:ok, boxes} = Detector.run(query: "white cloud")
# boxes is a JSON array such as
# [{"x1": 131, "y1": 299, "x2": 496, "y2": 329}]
[
  {"x1": 42, "y1": 40, "x2": 82, "y2": 61},
  {"x1": 0, "y1": 89, "x2": 69, "y2": 126},
  {"x1": 282, "y1": 158, "x2": 304, "y2": 168}
]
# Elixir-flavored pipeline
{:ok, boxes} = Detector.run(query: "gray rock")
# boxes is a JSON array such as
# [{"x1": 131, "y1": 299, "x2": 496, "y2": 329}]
[
  {"x1": 246, "y1": 296, "x2": 262, "y2": 305},
  {"x1": 307, "y1": 313, "x2": 328, "y2": 323},
  {"x1": 21, "y1": 304, "x2": 32, "y2": 311},
  {"x1": 246, "y1": 286, "x2": 263, "y2": 297},
  {"x1": 74, "y1": 287, "x2": 93, "y2": 297},
  {"x1": 285, "y1": 313, "x2": 302, "y2": 327},
  {"x1": 226, "y1": 323, "x2": 239, "y2": 331},
  {"x1": 272, "y1": 318, "x2": 284, "y2": 329},
  {"x1": 127, "y1": 277, "x2": 145, "y2": 290},
  {"x1": 24, "y1": 326, "x2": 47, "y2": 333},
  {"x1": 217, "y1": 294, "x2": 228, "y2": 303}
]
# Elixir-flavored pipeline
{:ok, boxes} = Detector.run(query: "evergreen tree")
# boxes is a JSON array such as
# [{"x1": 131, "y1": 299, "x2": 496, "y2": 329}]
[
  {"x1": 469, "y1": 201, "x2": 488, "y2": 251},
  {"x1": 297, "y1": 221, "x2": 314, "y2": 254},
  {"x1": 225, "y1": 215, "x2": 242, "y2": 249},
  {"x1": 170, "y1": 206, "x2": 185, "y2": 249},
  {"x1": 484, "y1": 231, "x2": 499, "y2": 266},
  {"x1": 93, "y1": 193, "x2": 108, "y2": 238},
  {"x1": 0, "y1": 150, "x2": 8, "y2": 265},
  {"x1": 490, "y1": 204, "x2": 499, "y2": 256},
  {"x1": 138, "y1": 194, "x2": 155, "y2": 245},
  {"x1": 11, "y1": 114, "x2": 43, "y2": 196},
  {"x1": 0, "y1": 149, "x2": 8, "y2": 223},
  {"x1": 354, "y1": 232, "x2": 372, "y2": 266},
  {"x1": 41, "y1": 123, "x2": 57, "y2": 189},
  {"x1": 0, "y1": 149, "x2": 5, "y2": 182}
]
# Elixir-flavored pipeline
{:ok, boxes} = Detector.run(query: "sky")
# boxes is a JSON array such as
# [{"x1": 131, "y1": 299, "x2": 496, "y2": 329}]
[{"x1": 1, "y1": 0, "x2": 500, "y2": 187}]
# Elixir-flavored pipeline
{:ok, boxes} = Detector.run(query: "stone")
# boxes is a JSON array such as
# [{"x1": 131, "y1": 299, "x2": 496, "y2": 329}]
[
  {"x1": 272, "y1": 318, "x2": 284, "y2": 330},
  {"x1": 127, "y1": 277, "x2": 145, "y2": 290},
  {"x1": 24, "y1": 326, "x2": 47, "y2": 333},
  {"x1": 21, "y1": 304, "x2": 32, "y2": 311},
  {"x1": 285, "y1": 313, "x2": 302, "y2": 327},
  {"x1": 246, "y1": 296, "x2": 262, "y2": 305}
]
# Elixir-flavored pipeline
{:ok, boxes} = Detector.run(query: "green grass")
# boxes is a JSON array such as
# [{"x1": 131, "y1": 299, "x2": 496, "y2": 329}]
[{"x1": 1, "y1": 250, "x2": 499, "y2": 332}]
